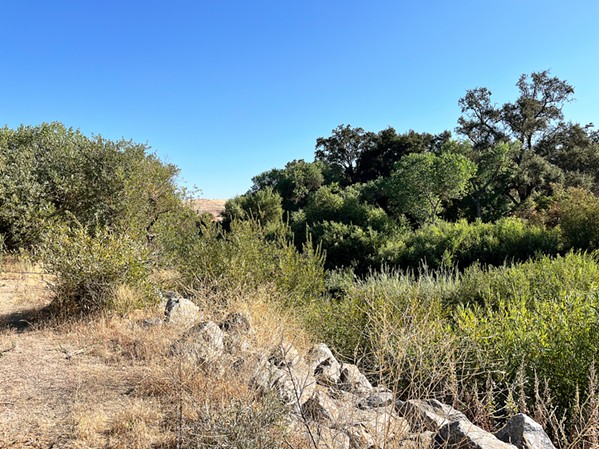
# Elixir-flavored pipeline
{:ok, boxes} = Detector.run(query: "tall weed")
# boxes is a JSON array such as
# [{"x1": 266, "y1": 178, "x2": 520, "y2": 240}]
[{"x1": 164, "y1": 219, "x2": 326, "y2": 305}]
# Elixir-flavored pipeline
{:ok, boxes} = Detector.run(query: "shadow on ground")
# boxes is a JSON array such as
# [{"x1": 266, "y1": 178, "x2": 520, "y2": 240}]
[{"x1": 0, "y1": 306, "x2": 52, "y2": 332}]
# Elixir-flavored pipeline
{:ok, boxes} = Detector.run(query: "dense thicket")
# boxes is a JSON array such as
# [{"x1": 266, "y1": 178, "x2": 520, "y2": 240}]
[
  {"x1": 227, "y1": 70, "x2": 599, "y2": 272},
  {"x1": 222, "y1": 71, "x2": 599, "y2": 445},
  {"x1": 0, "y1": 122, "x2": 326, "y2": 312},
  {"x1": 0, "y1": 123, "x2": 185, "y2": 249}
]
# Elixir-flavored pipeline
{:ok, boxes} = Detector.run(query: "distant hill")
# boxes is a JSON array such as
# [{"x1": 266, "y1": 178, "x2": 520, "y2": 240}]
[{"x1": 190, "y1": 198, "x2": 227, "y2": 221}]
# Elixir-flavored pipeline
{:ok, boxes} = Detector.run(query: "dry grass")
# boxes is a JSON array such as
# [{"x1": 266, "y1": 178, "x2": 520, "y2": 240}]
[
  {"x1": 189, "y1": 198, "x2": 227, "y2": 221},
  {"x1": 0, "y1": 255, "x2": 316, "y2": 448}
]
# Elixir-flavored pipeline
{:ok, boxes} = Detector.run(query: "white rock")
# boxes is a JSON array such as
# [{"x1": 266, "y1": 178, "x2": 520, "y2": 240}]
[
  {"x1": 339, "y1": 363, "x2": 373, "y2": 394},
  {"x1": 397, "y1": 398, "x2": 468, "y2": 431},
  {"x1": 164, "y1": 295, "x2": 201, "y2": 328},
  {"x1": 436, "y1": 420, "x2": 517, "y2": 449},
  {"x1": 307, "y1": 343, "x2": 342, "y2": 386},
  {"x1": 495, "y1": 413, "x2": 556, "y2": 449}
]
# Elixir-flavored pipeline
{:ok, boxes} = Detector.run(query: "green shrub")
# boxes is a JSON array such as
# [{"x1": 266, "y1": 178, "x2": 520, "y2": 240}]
[
  {"x1": 309, "y1": 221, "x2": 384, "y2": 272},
  {"x1": 559, "y1": 188, "x2": 599, "y2": 251},
  {"x1": 450, "y1": 251, "x2": 599, "y2": 308},
  {"x1": 0, "y1": 123, "x2": 183, "y2": 249},
  {"x1": 167, "y1": 219, "x2": 326, "y2": 305},
  {"x1": 310, "y1": 268, "x2": 459, "y2": 391},
  {"x1": 315, "y1": 252, "x2": 599, "y2": 430},
  {"x1": 222, "y1": 188, "x2": 283, "y2": 226},
  {"x1": 452, "y1": 253, "x2": 599, "y2": 414},
  {"x1": 379, "y1": 217, "x2": 560, "y2": 270},
  {"x1": 38, "y1": 223, "x2": 155, "y2": 313}
]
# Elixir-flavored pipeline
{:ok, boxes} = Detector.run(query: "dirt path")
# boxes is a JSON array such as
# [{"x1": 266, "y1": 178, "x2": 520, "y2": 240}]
[{"x1": 0, "y1": 265, "x2": 160, "y2": 448}]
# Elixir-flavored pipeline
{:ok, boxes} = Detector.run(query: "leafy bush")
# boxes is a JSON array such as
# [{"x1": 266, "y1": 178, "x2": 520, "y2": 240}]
[
  {"x1": 38, "y1": 223, "x2": 155, "y2": 313},
  {"x1": 309, "y1": 221, "x2": 384, "y2": 272},
  {"x1": 450, "y1": 251, "x2": 599, "y2": 308},
  {"x1": 250, "y1": 159, "x2": 325, "y2": 211},
  {"x1": 0, "y1": 123, "x2": 183, "y2": 249},
  {"x1": 223, "y1": 188, "x2": 283, "y2": 226},
  {"x1": 385, "y1": 151, "x2": 476, "y2": 223},
  {"x1": 559, "y1": 188, "x2": 599, "y2": 251},
  {"x1": 292, "y1": 184, "x2": 397, "y2": 271},
  {"x1": 303, "y1": 184, "x2": 392, "y2": 230},
  {"x1": 166, "y1": 219, "x2": 326, "y2": 305},
  {"x1": 379, "y1": 217, "x2": 560, "y2": 270},
  {"x1": 313, "y1": 252, "x2": 599, "y2": 431},
  {"x1": 309, "y1": 268, "x2": 459, "y2": 393},
  {"x1": 453, "y1": 253, "x2": 599, "y2": 413}
]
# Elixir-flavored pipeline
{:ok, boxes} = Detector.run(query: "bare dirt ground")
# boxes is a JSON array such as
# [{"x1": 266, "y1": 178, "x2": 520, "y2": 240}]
[
  {"x1": 0, "y1": 256, "x2": 312, "y2": 449},
  {"x1": 189, "y1": 198, "x2": 227, "y2": 221},
  {"x1": 0, "y1": 259, "x2": 171, "y2": 448}
]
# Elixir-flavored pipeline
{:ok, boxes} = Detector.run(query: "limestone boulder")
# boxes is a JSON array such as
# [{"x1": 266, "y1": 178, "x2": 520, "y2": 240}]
[
  {"x1": 252, "y1": 353, "x2": 316, "y2": 407},
  {"x1": 275, "y1": 358, "x2": 317, "y2": 406},
  {"x1": 301, "y1": 389, "x2": 410, "y2": 448},
  {"x1": 307, "y1": 343, "x2": 342, "y2": 386},
  {"x1": 288, "y1": 421, "x2": 351, "y2": 449},
  {"x1": 220, "y1": 312, "x2": 253, "y2": 354},
  {"x1": 357, "y1": 388, "x2": 394, "y2": 409},
  {"x1": 219, "y1": 311, "x2": 252, "y2": 334},
  {"x1": 171, "y1": 320, "x2": 225, "y2": 366},
  {"x1": 269, "y1": 342, "x2": 302, "y2": 369},
  {"x1": 396, "y1": 431, "x2": 434, "y2": 449},
  {"x1": 339, "y1": 363, "x2": 373, "y2": 394}
]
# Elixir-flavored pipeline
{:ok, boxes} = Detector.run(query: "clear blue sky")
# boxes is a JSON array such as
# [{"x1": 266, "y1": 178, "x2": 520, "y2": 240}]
[{"x1": 1, "y1": 1, "x2": 598, "y2": 198}]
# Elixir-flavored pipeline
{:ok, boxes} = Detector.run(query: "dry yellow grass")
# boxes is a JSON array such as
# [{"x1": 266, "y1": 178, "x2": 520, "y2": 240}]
[
  {"x1": 189, "y1": 198, "x2": 227, "y2": 221},
  {"x1": 0, "y1": 256, "x2": 316, "y2": 448}
]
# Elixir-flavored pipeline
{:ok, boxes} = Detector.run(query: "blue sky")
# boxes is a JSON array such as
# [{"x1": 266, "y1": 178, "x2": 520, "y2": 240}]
[{"x1": 1, "y1": 1, "x2": 598, "y2": 198}]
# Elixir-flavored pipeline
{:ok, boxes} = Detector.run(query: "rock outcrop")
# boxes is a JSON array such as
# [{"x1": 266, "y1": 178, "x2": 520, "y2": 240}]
[{"x1": 163, "y1": 297, "x2": 556, "y2": 449}]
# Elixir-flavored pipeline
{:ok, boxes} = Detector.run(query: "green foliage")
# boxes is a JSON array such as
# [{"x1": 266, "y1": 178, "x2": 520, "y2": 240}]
[
  {"x1": 386, "y1": 151, "x2": 476, "y2": 223},
  {"x1": 538, "y1": 123, "x2": 599, "y2": 192},
  {"x1": 354, "y1": 128, "x2": 450, "y2": 182},
  {"x1": 251, "y1": 159, "x2": 325, "y2": 211},
  {"x1": 452, "y1": 251, "x2": 599, "y2": 309},
  {"x1": 303, "y1": 184, "x2": 392, "y2": 229},
  {"x1": 0, "y1": 123, "x2": 184, "y2": 249},
  {"x1": 559, "y1": 188, "x2": 599, "y2": 250},
  {"x1": 458, "y1": 141, "x2": 514, "y2": 220},
  {"x1": 310, "y1": 221, "x2": 383, "y2": 271},
  {"x1": 315, "y1": 124, "x2": 374, "y2": 184},
  {"x1": 223, "y1": 188, "x2": 283, "y2": 226},
  {"x1": 453, "y1": 253, "x2": 599, "y2": 411},
  {"x1": 457, "y1": 70, "x2": 577, "y2": 209},
  {"x1": 314, "y1": 252, "x2": 599, "y2": 424},
  {"x1": 38, "y1": 222, "x2": 155, "y2": 312},
  {"x1": 309, "y1": 268, "x2": 459, "y2": 391},
  {"x1": 297, "y1": 184, "x2": 397, "y2": 271},
  {"x1": 379, "y1": 217, "x2": 560, "y2": 271},
  {"x1": 167, "y1": 219, "x2": 326, "y2": 305}
]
